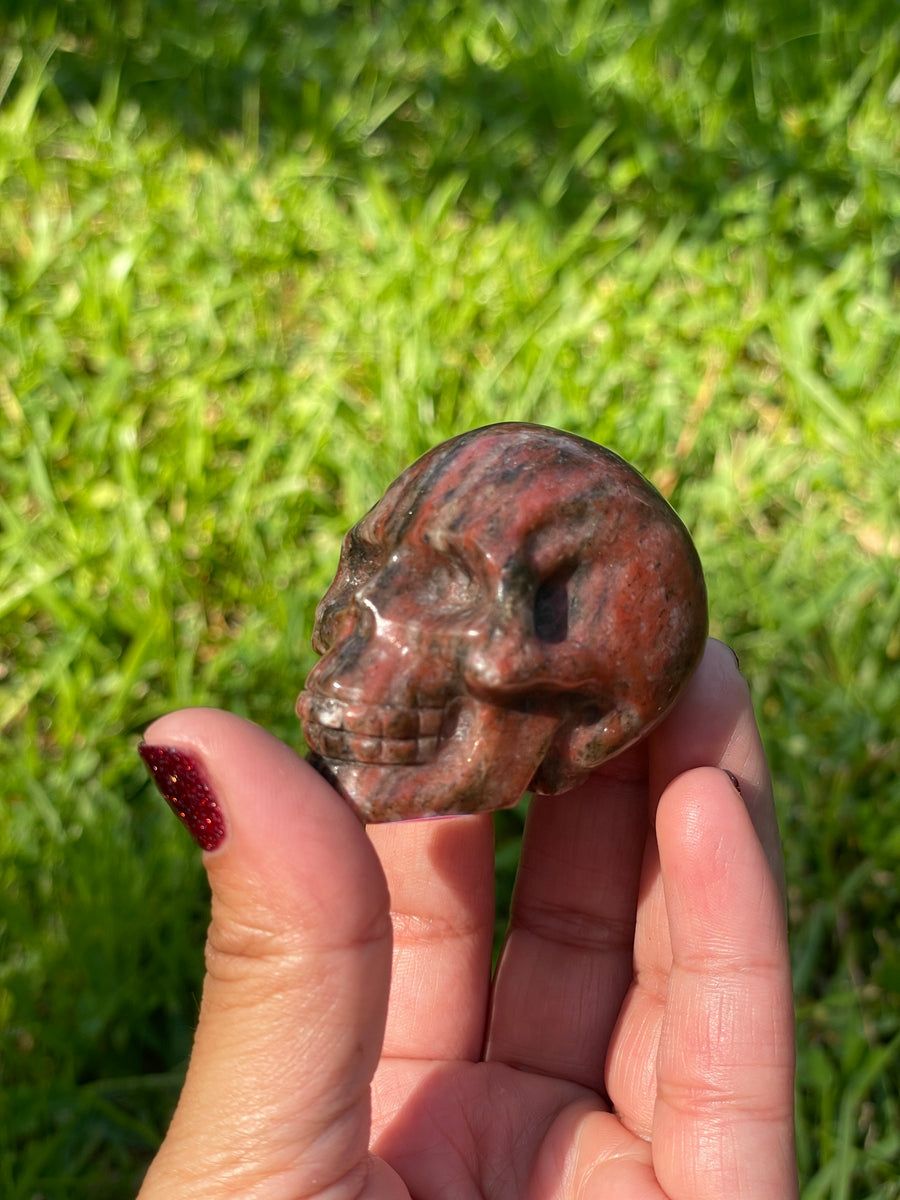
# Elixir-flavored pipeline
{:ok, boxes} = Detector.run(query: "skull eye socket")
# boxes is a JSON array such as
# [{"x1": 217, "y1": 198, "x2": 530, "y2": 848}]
[{"x1": 533, "y1": 567, "x2": 573, "y2": 643}]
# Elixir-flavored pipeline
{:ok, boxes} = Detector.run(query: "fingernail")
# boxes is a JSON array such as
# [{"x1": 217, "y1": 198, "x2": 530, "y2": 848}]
[
  {"x1": 723, "y1": 768, "x2": 743, "y2": 796},
  {"x1": 727, "y1": 644, "x2": 741, "y2": 671},
  {"x1": 138, "y1": 744, "x2": 226, "y2": 851}
]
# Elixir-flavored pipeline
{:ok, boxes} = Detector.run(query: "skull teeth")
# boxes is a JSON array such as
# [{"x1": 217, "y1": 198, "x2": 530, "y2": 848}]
[{"x1": 298, "y1": 692, "x2": 444, "y2": 765}]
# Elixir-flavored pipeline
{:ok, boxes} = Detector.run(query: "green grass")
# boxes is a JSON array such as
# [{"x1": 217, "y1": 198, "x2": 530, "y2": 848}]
[{"x1": 2, "y1": 2, "x2": 899, "y2": 1195}]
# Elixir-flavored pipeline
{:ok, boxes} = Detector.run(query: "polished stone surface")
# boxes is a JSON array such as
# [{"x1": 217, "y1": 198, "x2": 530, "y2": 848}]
[{"x1": 297, "y1": 422, "x2": 707, "y2": 821}]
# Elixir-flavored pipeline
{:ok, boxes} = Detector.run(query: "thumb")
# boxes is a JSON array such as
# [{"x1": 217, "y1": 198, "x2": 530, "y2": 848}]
[{"x1": 136, "y1": 708, "x2": 393, "y2": 1200}]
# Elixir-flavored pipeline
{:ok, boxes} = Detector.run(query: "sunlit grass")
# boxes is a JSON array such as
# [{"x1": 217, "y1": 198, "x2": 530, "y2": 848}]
[{"x1": 2, "y1": 3, "x2": 899, "y2": 1196}]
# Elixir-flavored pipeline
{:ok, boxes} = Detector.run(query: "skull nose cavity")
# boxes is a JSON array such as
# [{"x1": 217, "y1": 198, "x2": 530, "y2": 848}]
[{"x1": 298, "y1": 691, "x2": 445, "y2": 765}]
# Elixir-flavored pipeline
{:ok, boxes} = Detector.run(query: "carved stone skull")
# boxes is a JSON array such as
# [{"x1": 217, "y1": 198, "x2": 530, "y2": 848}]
[{"x1": 297, "y1": 423, "x2": 707, "y2": 821}]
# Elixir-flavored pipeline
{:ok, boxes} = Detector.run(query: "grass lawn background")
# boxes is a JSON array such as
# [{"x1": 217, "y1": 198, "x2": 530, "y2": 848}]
[{"x1": 1, "y1": 1, "x2": 899, "y2": 1195}]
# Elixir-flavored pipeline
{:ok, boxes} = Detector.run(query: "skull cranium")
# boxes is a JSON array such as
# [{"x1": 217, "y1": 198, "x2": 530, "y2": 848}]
[{"x1": 297, "y1": 423, "x2": 707, "y2": 821}]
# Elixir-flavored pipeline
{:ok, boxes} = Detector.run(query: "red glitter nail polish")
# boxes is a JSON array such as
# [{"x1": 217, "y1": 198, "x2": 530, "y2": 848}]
[{"x1": 138, "y1": 744, "x2": 226, "y2": 851}]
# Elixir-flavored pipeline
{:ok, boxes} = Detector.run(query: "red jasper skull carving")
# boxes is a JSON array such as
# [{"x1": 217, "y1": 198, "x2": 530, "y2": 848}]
[{"x1": 297, "y1": 423, "x2": 707, "y2": 821}]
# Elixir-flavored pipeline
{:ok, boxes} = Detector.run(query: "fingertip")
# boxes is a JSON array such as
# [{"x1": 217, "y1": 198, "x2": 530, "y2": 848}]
[
  {"x1": 139, "y1": 707, "x2": 359, "y2": 839},
  {"x1": 138, "y1": 707, "x2": 388, "y2": 935},
  {"x1": 708, "y1": 636, "x2": 743, "y2": 677},
  {"x1": 656, "y1": 765, "x2": 739, "y2": 869},
  {"x1": 656, "y1": 765, "x2": 787, "y2": 964},
  {"x1": 685, "y1": 637, "x2": 750, "y2": 711},
  {"x1": 648, "y1": 638, "x2": 783, "y2": 879}
]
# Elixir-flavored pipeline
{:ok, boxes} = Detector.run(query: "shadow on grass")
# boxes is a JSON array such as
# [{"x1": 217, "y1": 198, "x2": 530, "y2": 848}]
[{"x1": 8, "y1": 0, "x2": 899, "y2": 240}]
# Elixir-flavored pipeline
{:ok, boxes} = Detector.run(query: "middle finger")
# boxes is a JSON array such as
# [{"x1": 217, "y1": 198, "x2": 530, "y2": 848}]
[{"x1": 484, "y1": 748, "x2": 649, "y2": 1094}]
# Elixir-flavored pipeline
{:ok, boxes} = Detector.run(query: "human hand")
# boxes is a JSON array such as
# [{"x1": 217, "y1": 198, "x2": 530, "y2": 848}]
[{"x1": 136, "y1": 638, "x2": 797, "y2": 1198}]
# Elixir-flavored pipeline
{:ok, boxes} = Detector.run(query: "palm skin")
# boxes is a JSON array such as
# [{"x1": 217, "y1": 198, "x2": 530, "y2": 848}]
[{"x1": 138, "y1": 640, "x2": 798, "y2": 1200}]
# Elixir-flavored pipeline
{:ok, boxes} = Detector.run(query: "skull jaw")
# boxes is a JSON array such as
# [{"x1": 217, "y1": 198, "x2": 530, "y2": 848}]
[{"x1": 303, "y1": 698, "x2": 560, "y2": 822}]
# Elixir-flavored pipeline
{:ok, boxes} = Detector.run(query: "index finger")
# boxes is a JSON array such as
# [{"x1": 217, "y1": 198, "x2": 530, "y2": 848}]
[{"x1": 649, "y1": 638, "x2": 783, "y2": 893}]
